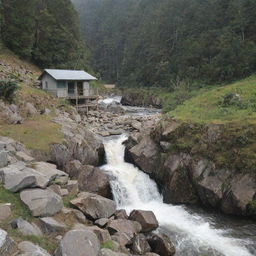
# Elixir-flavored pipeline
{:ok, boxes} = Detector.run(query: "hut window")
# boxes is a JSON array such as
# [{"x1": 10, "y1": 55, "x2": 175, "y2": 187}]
[
  {"x1": 45, "y1": 81, "x2": 48, "y2": 89},
  {"x1": 57, "y1": 81, "x2": 66, "y2": 89}
]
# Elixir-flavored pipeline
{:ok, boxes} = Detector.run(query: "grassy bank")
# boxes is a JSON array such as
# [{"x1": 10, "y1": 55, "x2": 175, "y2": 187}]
[{"x1": 170, "y1": 75, "x2": 256, "y2": 123}]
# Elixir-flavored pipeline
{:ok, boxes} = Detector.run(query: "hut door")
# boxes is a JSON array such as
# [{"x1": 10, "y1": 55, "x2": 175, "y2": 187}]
[
  {"x1": 77, "y1": 82, "x2": 83, "y2": 96},
  {"x1": 68, "y1": 82, "x2": 75, "y2": 95},
  {"x1": 84, "y1": 82, "x2": 90, "y2": 96}
]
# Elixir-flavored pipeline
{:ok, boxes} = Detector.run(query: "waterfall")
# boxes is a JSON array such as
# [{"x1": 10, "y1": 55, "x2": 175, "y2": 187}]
[{"x1": 101, "y1": 135, "x2": 254, "y2": 256}]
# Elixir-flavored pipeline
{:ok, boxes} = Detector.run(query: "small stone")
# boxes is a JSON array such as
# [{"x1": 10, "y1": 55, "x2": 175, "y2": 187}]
[
  {"x1": 11, "y1": 218, "x2": 42, "y2": 236},
  {"x1": 18, "y1": 241, "x2": 50, "y2": 256},
  {"x1": 95, "y1": 218, "x2": 109, "y2": 228},
  {"x1": 15, "y1": 151, "x2": 34, "y2": 162},
  {"x1": 67, "y1": 180, "x2": 79, "y2": 195},
  {"x1": 0, "y1": 228, "x2": 16, "y2": 256},
  {"x1": 0, "y1": 204, "x2": 11, "y2": 221}
]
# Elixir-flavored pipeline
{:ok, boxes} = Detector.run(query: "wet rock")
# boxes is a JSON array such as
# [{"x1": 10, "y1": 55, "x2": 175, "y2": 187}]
[
  {"x1": 54, "y1": 229, "x2": 100, "y2": 256},
  {"x1": 129, "y1": 210, "x2": 158, "y2": 232},
  {"x1": 0, "y1": 204, "x2": 11, "y2": 221},
  {"x1": 71, "y1": 192, "x2": 116, "y2": 220},
  {"x1": 107, "y1": 219, "x2": 141, "y2": 236},
  {"x1": 18, "y1": 241, "x2": 50, "y2": 256},
  {"x1": 11, "y1": 217, "x2": 42, "y2": 236},
  {"x1": 128, "y1": 136, "x2": 161, "y2": 175},
  {"x1": 20, "y1": 188, "x2": 63, "y2": 217},
  {"x1": 147, "y1": 233, "x2": 175, "y2": 256},
  {"x1": 39, "y1": 217, "x2": 67, "y2": 234},
  {"x1": 0, "y1": 228, "x2": 16, "y2": 256},
  {"x1": 78, "y1": 165, "x2": 111, "y2": 198},
  {"x1": 132, "y1": 233, "x2": 151, "y2": 255},
  {"x1": 221, "y1": 174, "x2": 256, "y2": 215}
]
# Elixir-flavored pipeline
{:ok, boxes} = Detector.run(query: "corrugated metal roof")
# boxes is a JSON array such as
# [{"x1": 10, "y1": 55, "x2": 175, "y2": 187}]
[{"x1": 42, "y1": 69, "x2": 97, "y2": 81}]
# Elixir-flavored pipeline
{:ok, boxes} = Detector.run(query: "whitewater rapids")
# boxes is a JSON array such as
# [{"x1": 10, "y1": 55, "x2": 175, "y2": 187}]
[{"x1": 101, "y1": 135, "x2": 254, "y2": 256}]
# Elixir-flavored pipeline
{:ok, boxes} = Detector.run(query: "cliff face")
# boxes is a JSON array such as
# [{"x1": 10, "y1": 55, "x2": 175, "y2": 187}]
[{"x1": 127, "y1": 117, "x2": 256, "y2": 217}]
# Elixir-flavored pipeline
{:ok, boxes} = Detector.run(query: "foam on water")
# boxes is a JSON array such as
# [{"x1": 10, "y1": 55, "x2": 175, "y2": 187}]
[{"x1": 101, "y1": 135, "x2": 254, "y2": 256}]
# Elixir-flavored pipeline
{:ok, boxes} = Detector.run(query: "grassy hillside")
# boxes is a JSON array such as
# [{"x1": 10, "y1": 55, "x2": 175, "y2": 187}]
[
  {"x1": 170, "y1": 75, "x2": 256, "y2": 123},
  {"x1": 0, "y1": 42, "x2": 64, "y2": 152}
]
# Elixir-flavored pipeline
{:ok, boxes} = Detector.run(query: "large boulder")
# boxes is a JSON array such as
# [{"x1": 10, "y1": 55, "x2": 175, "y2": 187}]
[
  {"x1": 107, "y1": 219, "x2": 141, "y2": 236},
  {"x1": 51, "y1": 127, "x2": 104, "y2": 171},
  {"x1": 20, "y1": 189, "x2": 63, "y2": 217},
  {"x1": 0, "y1": 229, "x2": 16, "y2": 256},
  {"x1": 0, "y1": 163, "x2": 37, "y2": 192},
  {"x1": 128, "y1": 136, "x2": 161, "y2": 176},
  {"x1": 0, "y1": 161, "x2": 68, "y2": 192},
  {"x1": 147, "y1": 233, "x2": 175, "y2": 256},
  {"x1": 70, "y1": 192, "x2": 116, "y2": 220},
  {"x1": 221, "y1": 174, "x2": 256, "y2": 216},
  {"x1": 129, "y1": 210, "x2": 158, "y2": 232},
  {"x1": 18, "y1": 241, "x2": 50, "y2": 256},
  {"x1": 78, "y1": 165, "x2": 111, "y2": 198},
  {"x1": 54, "y1": 229, "x2": 100, "y2": 256}
]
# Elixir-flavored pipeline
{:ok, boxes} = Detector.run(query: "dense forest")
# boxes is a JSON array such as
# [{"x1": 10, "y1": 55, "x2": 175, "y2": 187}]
[
  {"x1": 72, "y1": 0, "x2": 256, "y2": 89},
  {"x1": 0, "y1": 0, "x2": 90, "y2": 70}
]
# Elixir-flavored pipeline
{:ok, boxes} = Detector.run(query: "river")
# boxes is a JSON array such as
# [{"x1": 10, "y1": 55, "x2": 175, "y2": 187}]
[{"x1": 99, "y1": 101, "x2": 256, "y2": 256}]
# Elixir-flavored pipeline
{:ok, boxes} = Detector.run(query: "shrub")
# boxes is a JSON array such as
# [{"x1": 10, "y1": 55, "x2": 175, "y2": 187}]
[{"x1": 0, "y1": 79, "x2": 20, "y2": 103}]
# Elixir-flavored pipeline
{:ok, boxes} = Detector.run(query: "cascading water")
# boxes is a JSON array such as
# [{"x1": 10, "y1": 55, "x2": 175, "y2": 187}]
[{"x1": 101, "y1": 134, "x2": 255, "y2": 256}]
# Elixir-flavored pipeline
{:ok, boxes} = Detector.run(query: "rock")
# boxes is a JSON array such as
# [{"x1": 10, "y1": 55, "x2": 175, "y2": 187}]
[
  {"x1": 66, "y1": 180, "x2": 79, "y2": 195},
  {"x1": 129, "y1": 210, "x2": 158, "y2": 232},
  {"x1": 15, "y1": 151, "x2": 34, "y2": 162},
  {"x1": 221, "y1": 174, "x2": 256, "y2": 215},
  {"x1": 32, "y1": 162, "x2": 68, "y2": 187},
  {"x1": 24, "y1": 102, "x2": 38, "y2": 116},
  {"x1": 65, "y1": 160, "x2": 82, "y2": 178},
  {"x1": 87, "y1": 226, "x2": 111, "y2": 243},
  {"x1": 70, "y1": 192, "x2": 116, "y2": 220},
  {"x1": 54, "y1": 229, "x2": 100, "y2": 256},
  {"x1": 0, "y1": 164, "x2": 37, "y2": 192},
  {"x1": 18, "y1": 241, "x2": 50, "y2": 256},
  {"x1": 60, "y1": 188, "x2": 68, "y2": 196},
  {"x1": 107, "y1": 219, "x2": 141, "y2": 236},
  {"x1": 111, "y1": 232, "x2": 133, "y2": 247},
  {"x1": 20, "y1": 189, "x2": 63, "y2": 217},
  {"x1": 159, "y1": 141, "x2": 171, "y2": 152},
  {"x1": 144, "y1": 253, "x2": 160, "y2": 256},
  {"x1": 131, "y1": 121, "x2": 142, "y2": 131},
  {"x1": 11, "y1": 218, "x2": 42, "y2": 236},
  {"x1": 54, "y1": 176, "x2": 69, "y2": 185},
  {"x1": 132, "y1": 234, "x2": 151, "y2": 255},
  {"x1": 99, "y1": 248, "x2": 127, "y2": 256},
  {"x1": 61, "y1": 208, "x2": 87, "y2": 223},
  {"x1": 48, "y1": 184, "x2": 62, "y2": 196},
  {"x1": 39, "y1": 217, "x2": 67, "y2": 234},
  {"x1": 115, "y1": 210, "x2": 128, "y2": 220},
  {"x1": 95, "y1": 218, "x2": 109, "y2": 228},
  {"x1": 78, "y1": 165, "x2": 111, "y2": 198},
  {"x1": 128, "y1": 136, "x2": 161, "y2": 175},
  {"x1": 51, "y1": 127, "x2": 104, "y2": 171},
  {"x1": 147, "y1": 233, "x2": 175, "y2": 256},
  {"x1": 0, "y1": 229, "x2": 16, "y2": 256},
  {"x1": 0, "y1": 204, "x2": 11, "y2": 221},
  {"x1": 0, "y1": 151, "x2": 8, "y2": 168}
]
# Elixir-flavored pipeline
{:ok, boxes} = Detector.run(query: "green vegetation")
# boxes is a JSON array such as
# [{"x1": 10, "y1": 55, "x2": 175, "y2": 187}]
[
  {"x1": 73, "y1": 0, "x2": 256, "y2": 88},
  {"x1": 101, "y1": 240, "x2": 116, "y2": 250},
  {"x1": 248, "y1": 200, "x2": 256, "y2": 214},
  {"x1": 170, "y1": 75, "x2": 256, "y2": 123},
  {"x1": 0, "y1": 186, "x2": 57, "y2": 252},
  {"x1": 0, "y1": 115, "x2": 64, "y2": 152},
  {"x1": 0, "y1": 79, "x2": 20, "y2": 103}
]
